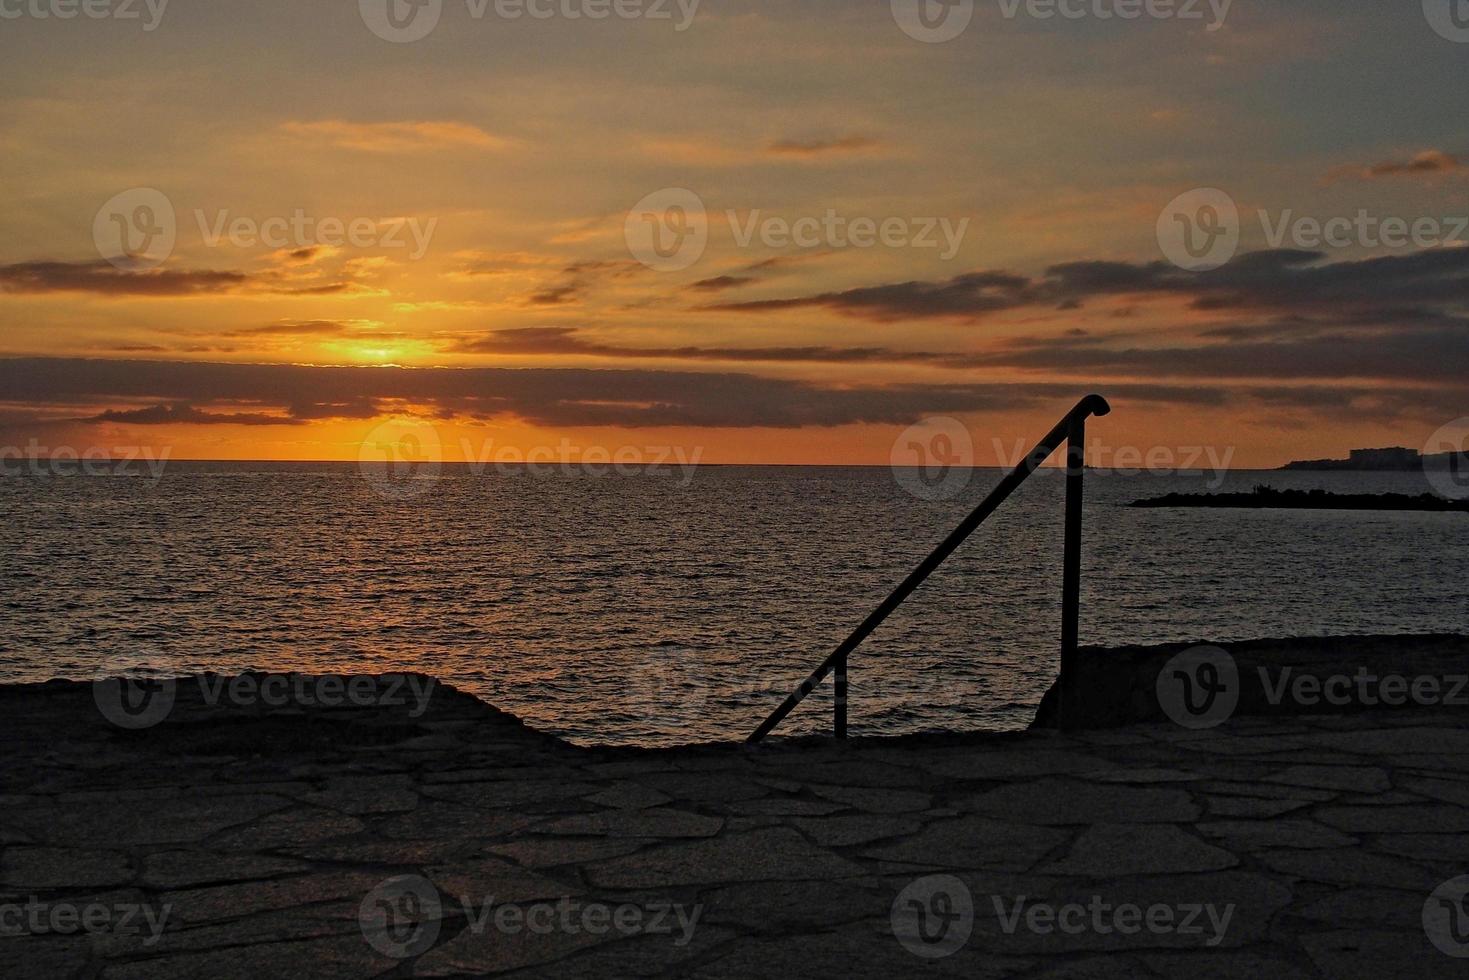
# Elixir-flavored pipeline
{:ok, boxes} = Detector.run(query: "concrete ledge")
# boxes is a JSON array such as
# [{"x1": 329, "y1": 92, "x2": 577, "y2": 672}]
[{"x1": 1033, "y1": 634, "x2": 1469, "y2": 730}]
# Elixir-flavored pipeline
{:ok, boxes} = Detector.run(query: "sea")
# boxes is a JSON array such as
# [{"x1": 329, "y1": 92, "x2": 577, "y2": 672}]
[{"x1": 4, "y1": 461, "x2": 1467, "y2": 746}]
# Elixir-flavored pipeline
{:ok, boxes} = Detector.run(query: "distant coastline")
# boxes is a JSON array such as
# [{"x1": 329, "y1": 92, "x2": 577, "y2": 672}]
[
  {"x1": 1130, "y1": 486, "x2": 1469, "y2": 512},
  {"x1": 1279, "y1": 445, "x2": 1468, "y2": 472}
]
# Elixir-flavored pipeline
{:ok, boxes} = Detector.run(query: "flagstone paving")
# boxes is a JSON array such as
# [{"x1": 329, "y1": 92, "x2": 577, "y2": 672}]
[{"x1": 1, "y1": 674, "x2": 1467, "y2": 978}]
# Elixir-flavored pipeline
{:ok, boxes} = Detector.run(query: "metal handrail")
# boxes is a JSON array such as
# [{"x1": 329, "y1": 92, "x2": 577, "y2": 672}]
[{"x1": 747, "y1": 394, "x2": 1111, "y2": 743}]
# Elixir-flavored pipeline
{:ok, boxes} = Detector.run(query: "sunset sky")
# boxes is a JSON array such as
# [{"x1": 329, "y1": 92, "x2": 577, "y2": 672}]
[{"x1": 2, "y1": 0, "x2": 1467, "y2": 466}]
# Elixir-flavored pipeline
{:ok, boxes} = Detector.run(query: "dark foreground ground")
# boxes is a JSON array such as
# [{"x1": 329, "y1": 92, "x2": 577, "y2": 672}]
[{"x1": 2, "y1": 673, "x2": 1468, "y2": 978}]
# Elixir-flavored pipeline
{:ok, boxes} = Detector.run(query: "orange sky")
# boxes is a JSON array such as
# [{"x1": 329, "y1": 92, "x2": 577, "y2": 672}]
[{"x1": 2, "y1": 2, "x2": 1467, "y2": 468}]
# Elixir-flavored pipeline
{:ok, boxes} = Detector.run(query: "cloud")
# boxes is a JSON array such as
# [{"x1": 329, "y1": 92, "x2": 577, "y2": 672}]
[
  {"x1": 974, "y1": 318, "x2": 1469, "y2": 384},
  {"x1": 766, "y1": 135, "x2": 879, "y2": 157},
  {"x1": 707, "y1": 270, "x2": 1040, "y2": 321},
  {"x1": 281, "y1": 120, "x2": 515, "y2": 153},
  {"x1": 446, "y1": 325, "x2": 980, "y2": 366},
  {"x1": 86, "y1": 403, "x2": 286, "y2": 426},
  {"x1": 0, "y1": 259, "x2": 383, "y2": 299},
  {"x1": 225, "y1": 320, "x2": 349, "y2": 337},
  {"x1": 708, "y1": 247, "x2": 1469, "y2": 322},
  {"x1": 518, "y1": 259, "x2": 643, "y2": 306},
  {"x1": 1325, "y1": 149, "x2": 1465, "y2": 184},
  {"x1": 0, "y1": 261, "x2": 247, "y2": 296},
  {"x1": 688, "y1": 275, "x2": 755, "y2": 292},
  {"x1": 0, "y1": 356, "x2": 1224, "y2": 431}
]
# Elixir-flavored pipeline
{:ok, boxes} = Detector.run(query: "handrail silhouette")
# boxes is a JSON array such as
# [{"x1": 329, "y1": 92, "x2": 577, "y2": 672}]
[{"x1": 747, "y1": 394, "x2": 1112, "y2": 743}]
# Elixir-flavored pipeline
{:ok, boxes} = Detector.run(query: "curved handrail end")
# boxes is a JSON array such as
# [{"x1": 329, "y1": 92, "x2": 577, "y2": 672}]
[{"x1": 1076, "y1": 393, "x2": 1111, "y2": 419}]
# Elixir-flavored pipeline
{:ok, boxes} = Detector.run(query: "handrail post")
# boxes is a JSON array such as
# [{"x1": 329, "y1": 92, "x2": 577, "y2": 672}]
[
  {"x1": 1059, "y1": 413, "x2": 1087, "y2": 729},
  {"x1": 747, "y1": 395, "x2": 1110, "y2": 744},
  {"x1": 834, "y1": 654, "x2": 847, "y2": 739}
]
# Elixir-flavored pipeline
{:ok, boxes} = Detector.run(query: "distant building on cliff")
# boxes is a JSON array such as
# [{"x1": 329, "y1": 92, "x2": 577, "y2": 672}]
[
  {"x1": 1282, "y1": 447, "x2": 1424, "y2": 471},
  {"x1": 1281, "y1": 445, "x2": 1468, "y2": 472},
  {"x1": 1348, "y1": 447, "x2": 1421, "y2": 468}
]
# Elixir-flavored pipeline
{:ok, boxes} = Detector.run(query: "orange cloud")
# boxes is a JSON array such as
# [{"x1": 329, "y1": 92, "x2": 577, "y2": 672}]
[{"x1": 281, "y1": 120, "x2": 516, "y2": 153}]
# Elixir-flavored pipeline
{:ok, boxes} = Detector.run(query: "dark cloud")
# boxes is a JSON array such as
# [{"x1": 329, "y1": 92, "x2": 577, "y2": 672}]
[
  {"x1": 0, "y1": 259, "x2": 368, "y2": 298},
  {"x1": 688, "y1": 275, "x2": 755, "y2": 292},
  {"x1": 0, "y1": 261, "x2": 247, "y2": 296},
  {"x1": 445, "y1": 325, "x2": 980, "y2": 366},
  {"x1": 87, "y1": 403, "x2": 285, "y2": 426},
  {"x1": 709, "y1": 270, "x2": 1038, "y2": 321},
  {"x1": 225, "y1": 320, "x2": 353, "y2": 337},
  {"x1": 1326, "y1": 150, "x2": 1466, "y2": 183},
  {"x1": 526, "y1": 284, "x2": 580, "y2": 305},
  {"x1": 767, "y1": 136, "x2": 878, "y2": 157},
  {"x1": 0, "y1": 356, "x2": 1221, "y2": 430},
  {"x1": 709, "y1": 247, "x2": 1469, "y2": 323},
  {"x1": 517, "y1": 259, "x2": 643, "y2": 306}
]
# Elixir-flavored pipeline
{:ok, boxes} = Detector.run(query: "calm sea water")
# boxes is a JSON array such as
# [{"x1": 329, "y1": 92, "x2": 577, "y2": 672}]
[{"x1": 3, "y1": 462, "x2": 1467, "y2": 746}]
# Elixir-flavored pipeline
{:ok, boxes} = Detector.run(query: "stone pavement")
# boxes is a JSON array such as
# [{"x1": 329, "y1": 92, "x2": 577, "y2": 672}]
[{"x1": 2, "y1": 674, "x2": 1467, "y2": 978}]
